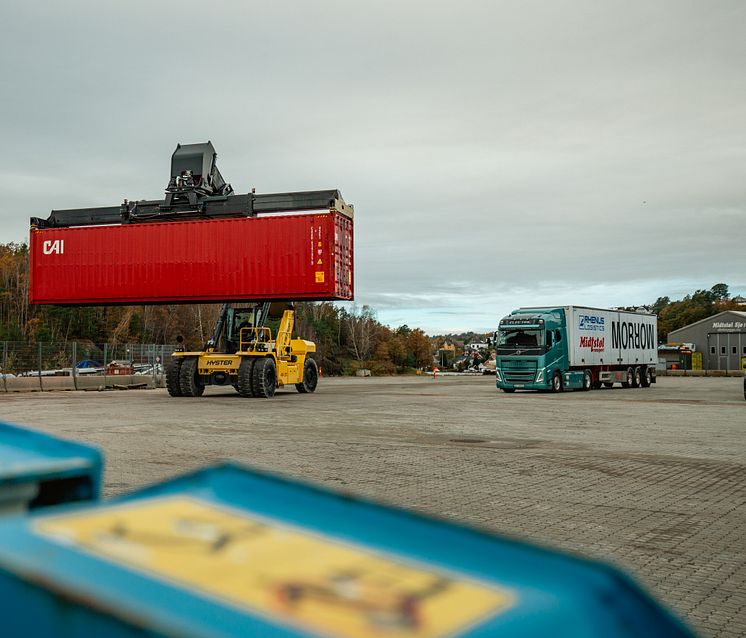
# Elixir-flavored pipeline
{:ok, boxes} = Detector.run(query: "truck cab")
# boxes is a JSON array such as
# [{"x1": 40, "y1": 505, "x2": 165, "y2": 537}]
[{"x1": 494, "y1": 308, "x2": 566, "y2": 392}]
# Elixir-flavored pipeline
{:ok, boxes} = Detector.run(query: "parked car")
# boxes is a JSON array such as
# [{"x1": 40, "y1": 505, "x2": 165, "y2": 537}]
[
  {"x1": 134, "y1": 364, "x2": 164, "y2": 376},
  {"x1": 75, "y1": 360, "x2": 102, "y2": 369}
]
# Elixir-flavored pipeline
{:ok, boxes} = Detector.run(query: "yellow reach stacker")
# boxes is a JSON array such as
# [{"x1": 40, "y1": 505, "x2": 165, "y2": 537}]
[{"x1": 167, "y1": 301, "x2": 318, "y2": 399}]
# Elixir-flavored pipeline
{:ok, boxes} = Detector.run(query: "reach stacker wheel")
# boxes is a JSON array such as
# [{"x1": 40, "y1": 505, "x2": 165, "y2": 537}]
[
  {"x1": 166, "y1": 359, "x2": 183, "y2": 397},
  {"x1": 179, "y1": 357, "x2": 205, "y2": 397},
  {"x1": 237, "y1": 358, "x2": 256, "y2": 397},
  {"x1": 296, "y1": 358, "x2": 319, "y2": 394},
  {"x1": 253, "y1": 357, "x2": 277, "y2": 398}
]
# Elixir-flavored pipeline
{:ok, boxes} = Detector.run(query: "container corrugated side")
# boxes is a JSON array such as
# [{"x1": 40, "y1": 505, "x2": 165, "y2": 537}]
[{"x1": 29, "y1": 212, "x2": 353, "y2": 305}]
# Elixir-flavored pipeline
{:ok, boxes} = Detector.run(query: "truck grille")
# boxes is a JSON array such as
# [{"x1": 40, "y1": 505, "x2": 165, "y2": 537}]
[{"x1": 501, "y1": 360, "x2": 537, "y2": 384}]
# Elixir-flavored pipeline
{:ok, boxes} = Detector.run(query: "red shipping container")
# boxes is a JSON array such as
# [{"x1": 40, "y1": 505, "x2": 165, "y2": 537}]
[{"x1": 29, "y1": 212, "x2": 353, "y2": 305}]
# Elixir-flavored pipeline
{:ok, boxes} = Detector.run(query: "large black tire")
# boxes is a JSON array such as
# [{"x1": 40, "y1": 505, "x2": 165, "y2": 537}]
[
  {"x1": 237, "y1": 358, "x2": 256, "y2": 397},
  {"x1": 641, "y1": 367, "x2": 652, "y2": 388},
  {"x1": 296, "y1": 358, "x2": 319, "y2": 394},
  {"x1": 632, "y1": 366, "x2": 642, "y2": 388},
  {"x1": 551, "y1": 371, "x2": 563, "y2": 393},
  {"x1": 179, "y1": 357, "x2": 205, "y2": 397},
  {"x1": 253, "y1": 357, "x2": 277, "y2": 398},
  {"x1": 621, "y1": 367, "x2": 633, "y2": 388},
  {"x1": 582, "y1": 369, "x2": 592, "y2": 391},
  {"x1": 166, "y1": 358, "x2": 183, "y2": 397}
]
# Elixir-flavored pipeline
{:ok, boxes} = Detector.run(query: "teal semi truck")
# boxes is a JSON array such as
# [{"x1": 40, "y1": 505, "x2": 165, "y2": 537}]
[{"x1": 493, "y1": 306, "x2": 658, "y2": 392}]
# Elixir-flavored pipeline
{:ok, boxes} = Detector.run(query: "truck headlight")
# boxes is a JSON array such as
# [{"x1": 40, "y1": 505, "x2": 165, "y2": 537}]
[{"x1": 536, "y1": 368, "x2": 544, "y2": 383}]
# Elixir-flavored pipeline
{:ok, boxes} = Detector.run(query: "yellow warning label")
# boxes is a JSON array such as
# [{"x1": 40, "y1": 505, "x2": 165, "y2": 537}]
[
  {"x1": 36, "y1": 497, "x2": 513, "y2": 638},
  {"x1": 317, "y1": 258, "x2": 323, "y2": 265},
  {"x1": 315, "y1": 271, "x2": 325, "y2": 283},
  {"x1": 317, "y1": 241, "x2": 323, "y2": 247}
]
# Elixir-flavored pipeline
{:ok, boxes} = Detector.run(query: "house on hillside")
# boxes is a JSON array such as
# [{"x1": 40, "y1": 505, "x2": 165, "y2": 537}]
[
  {"x1": 465, "y1": 341, "x2": 488, "y2": 352},
  {"x1": 437, "y1": 342, "x2": 456, "y2": 368}
]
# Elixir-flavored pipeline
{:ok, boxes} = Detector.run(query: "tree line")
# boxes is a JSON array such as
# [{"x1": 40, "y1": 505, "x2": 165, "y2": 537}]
[
  {"x1": 651, "y1": 283, "x2": 741, "y2": 340},
  {"x1": 1, "y1": 241, "x2": 741, "y2": 369},
  {"x1": 0, "y1": 242, "x2": 432, "y2": 374}
]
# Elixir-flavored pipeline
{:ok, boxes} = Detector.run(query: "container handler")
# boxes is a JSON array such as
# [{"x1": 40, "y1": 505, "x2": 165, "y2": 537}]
[
  {"x1": 167, "y1": 301, "x2": 318, "y2": 399},
  {"x1": 27, "y1": 142, "x2": 350, "y2": 398}
]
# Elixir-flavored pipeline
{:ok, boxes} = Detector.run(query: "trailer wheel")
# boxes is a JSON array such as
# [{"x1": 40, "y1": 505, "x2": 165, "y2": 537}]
[
  {"x1": 632, "y1": 367, "x2": 642, "y2": 388},
  {"x1": 179, "y1": 357, "x2": 205, "y2": 397},
  {"x1": 641, "y1": 367, "x2": 652, "y2": 388},
  {"x1": 253, "y1": 357, "x2": 277, "y2": 398},
  {"x1": 166, "y1": 358, "x2": 183, "y2": 397},
  {"x1": 603, "y1": 381, "x2": 614, "y2": 389},
  {"x1": 551, "y1": 372, "x2": 563, "y2": 393},
  {"x1": 582, "y1": 370, "x2": 592, "y2": 391},
  {"x1": 237, "y1": 358, "x2": 256, "y2": 397},
  {"x1": 621, "y1": 367, "x2": 633, "y2": 388},
  {"x1": 296, "y1": 358, "x2": 318, "y2": 394}
]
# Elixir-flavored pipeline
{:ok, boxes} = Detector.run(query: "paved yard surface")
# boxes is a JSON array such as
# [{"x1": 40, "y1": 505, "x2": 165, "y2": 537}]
[{"x1": 1, "y1": 375, "x2": 744, "y2": 637}]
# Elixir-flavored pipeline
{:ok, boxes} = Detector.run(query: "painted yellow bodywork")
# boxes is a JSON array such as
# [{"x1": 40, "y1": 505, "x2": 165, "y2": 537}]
[{"x1": 173, "y1": 310, "x2": 315, "y2": 387}]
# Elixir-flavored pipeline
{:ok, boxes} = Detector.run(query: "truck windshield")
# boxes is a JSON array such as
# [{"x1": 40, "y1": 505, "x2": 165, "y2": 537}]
[{"x1": 496, "y1": 329, "x2": 544, "y2": 354}]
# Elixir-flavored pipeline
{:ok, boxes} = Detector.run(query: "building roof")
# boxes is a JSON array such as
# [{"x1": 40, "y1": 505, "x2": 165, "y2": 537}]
[{"x1": 668, "y1": 310, "x2": 746, "y2": 336}]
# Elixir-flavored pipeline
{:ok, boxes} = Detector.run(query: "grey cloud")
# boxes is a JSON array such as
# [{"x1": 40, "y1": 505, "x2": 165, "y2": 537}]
[{"x1": 1, "y1": 1, "x2": 744, "y2": 331}]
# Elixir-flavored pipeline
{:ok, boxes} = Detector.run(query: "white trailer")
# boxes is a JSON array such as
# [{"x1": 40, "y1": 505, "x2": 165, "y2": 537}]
[{"x1": 566, "y1": 307, "x2": 657, "y2": 368}]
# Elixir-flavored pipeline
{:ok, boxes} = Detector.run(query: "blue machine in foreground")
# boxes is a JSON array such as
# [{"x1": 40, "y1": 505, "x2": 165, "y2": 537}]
[
  {"x1": 0, "y1": 422, "x2": 102, "y2": 516},
  {"x1": 0, "y1": 449, "x2": 694, "y2": 638}
]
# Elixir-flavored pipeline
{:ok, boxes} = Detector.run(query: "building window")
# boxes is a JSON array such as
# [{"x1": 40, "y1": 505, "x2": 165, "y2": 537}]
[
  {"x1": 721, "y1": 346, "x2": 726, "y2": 355},
  {"x1": 743, "y1": 346, "x2": 746, "y2": 354},
  {"x1": 733, "y1": 346, "x2": 738, "y2": 355},
  {"x1": 710, "y1": 346, "x2": 716, "y2": 354}
]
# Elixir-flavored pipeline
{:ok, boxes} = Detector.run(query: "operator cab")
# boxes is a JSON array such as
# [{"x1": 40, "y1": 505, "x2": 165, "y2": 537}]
[{"x1": 224, "y1": 304, "x2": 268, "y2": 352}]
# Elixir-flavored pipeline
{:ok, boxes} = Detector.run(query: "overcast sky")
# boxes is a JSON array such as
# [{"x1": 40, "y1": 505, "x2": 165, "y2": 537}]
[{"x1": 1, "y1": 1, "x2": 744, "y2": 333}]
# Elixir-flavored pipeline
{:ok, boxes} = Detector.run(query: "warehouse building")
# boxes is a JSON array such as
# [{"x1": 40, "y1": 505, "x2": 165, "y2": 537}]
[{"x1": 668, "y1": 311, "x2": 746, "y2": 370}]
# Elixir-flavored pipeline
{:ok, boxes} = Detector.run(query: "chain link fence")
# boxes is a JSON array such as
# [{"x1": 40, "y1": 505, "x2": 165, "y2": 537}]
[{"x1": 0, "y1": 342, "x2": 177, "y2": 392}]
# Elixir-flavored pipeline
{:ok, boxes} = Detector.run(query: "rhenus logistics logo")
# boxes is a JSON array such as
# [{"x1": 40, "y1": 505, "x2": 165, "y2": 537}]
[{"x1": 578, "y1": 314, "x2": 605, "y2": 331}]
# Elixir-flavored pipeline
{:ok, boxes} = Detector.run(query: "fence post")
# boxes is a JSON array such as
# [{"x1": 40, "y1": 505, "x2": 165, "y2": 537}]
[
  {"x1": 71, "y1": 341, "x2": 78, "y2": 391},
  {"x1": 103, "y1": 344, "x2": 108, "y2": 387},
  {"x1": 1, "y1": 342, "x2": 6, "y2": 393},
  {"x1": 38, "y1": 342, "x2": 43, "y2": 391}
]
